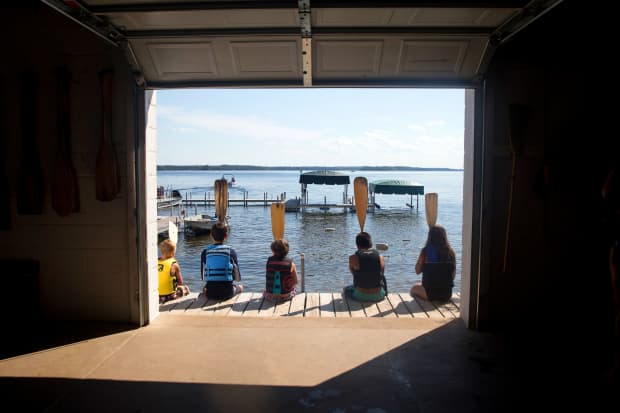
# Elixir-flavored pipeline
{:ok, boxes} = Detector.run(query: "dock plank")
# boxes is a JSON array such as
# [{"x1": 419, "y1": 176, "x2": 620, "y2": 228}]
[
  {"x1": 201, "y1": 298, "x2": 220, "y2": 314},
  {"x1": 332, "y1": 292, "x2": 350, "y2": 317},
  {"x1": 185, "y1": 293, "x2": 208, "y2": 313},
  {"x1": 258, "y1": 295, "x2": 277, "y2": 317},
  {"x1": 376, "y1": 297, "x2": 397, "y2": 317},
  {"x1": 387, "y1": 293, "x2": 412, "y2": 317},
  {"x1": 413, "y1": 296, "x2": 445, "y2": 318},
  {"x1": 287, "y1": 293, "x2": 306, "y2": 317},
  {"x1": 169, "y1": 294, "x2": 199, "y2": 313},
  {"x1": 242, "y1": 293, "x2": 264, "y2": 316},
  {"x1": 272, "y1": 297, "x2": 293, "y2": 316},
  {"x1": 305, "y1": 293, "x2": 320, "y2": 317},
  {"x1": 345, "y1": 295, "x2": 366, "y2": 318},
  {"x1": 399, "y1": 293, "x2": 427, "y2": 317},
  {"x1": 433, "y1": 300, "x2": 458, "y2": 318},
  {"x1": 361, "y1": 300, "x2": 381, "y2": 317},
  {"x1": 159, "y1": 292, "x2": 197, "y2": 312},
  {"x1": 228, "y1": 292, "x2": 252, "y2": 316},
  {"x1": 319, "y1": 293, "x2": 336, "y2": 317},
  {"x1": 212, "y1": 294, "x2": 241, "y2": 316}
]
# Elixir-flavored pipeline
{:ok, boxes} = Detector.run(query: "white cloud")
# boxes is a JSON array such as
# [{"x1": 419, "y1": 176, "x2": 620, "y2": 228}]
[{"x1": 159, "y1": 105, "x2": 321, "y2": 144}]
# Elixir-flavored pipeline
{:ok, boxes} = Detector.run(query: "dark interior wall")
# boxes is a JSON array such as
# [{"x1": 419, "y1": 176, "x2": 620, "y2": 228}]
[
  {"x1": 0, "y1": 4, "x2": 140, "y2": 322},
  {"x1": 479, "y1": 1, "x2": 618, "y2": 401}
]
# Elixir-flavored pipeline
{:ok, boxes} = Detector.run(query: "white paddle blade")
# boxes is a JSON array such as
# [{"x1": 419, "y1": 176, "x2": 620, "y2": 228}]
[
  {"x1": 354, "y1": 177, "x2": 368, "y2": 232},
  {"x1": 168, "y1": 220, "x2": 178, "y2": 244},
  {"x1": 425, "y1": 193, "x2": 438, "y2": 227}
]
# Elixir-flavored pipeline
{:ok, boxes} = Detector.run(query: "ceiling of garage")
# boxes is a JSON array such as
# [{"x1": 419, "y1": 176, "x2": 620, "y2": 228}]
[{"x1": 41, "y1": 1, "x2": 562, "y2": 88}]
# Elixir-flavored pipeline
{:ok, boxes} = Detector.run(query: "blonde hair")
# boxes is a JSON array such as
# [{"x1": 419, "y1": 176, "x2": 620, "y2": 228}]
[{"x1": 159, "y1": 239, "x2": 176, "y2": 257}]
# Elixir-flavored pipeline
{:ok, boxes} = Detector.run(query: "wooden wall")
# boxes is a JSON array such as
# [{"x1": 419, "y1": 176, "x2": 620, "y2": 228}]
[
  {"x1": 478, "y1": 0, "x2": 617, "y2": 395},
  {"x1": 0, "y1": 5, "x2": 140, "y2": 323}
]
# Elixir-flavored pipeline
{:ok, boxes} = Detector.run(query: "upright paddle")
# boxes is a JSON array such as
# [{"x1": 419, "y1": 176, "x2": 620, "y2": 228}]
[
  {"x1": 271, "y1": 202, "x2": 285, "y2": 240},
  {"x1": 214, "y1": 178, "x2": 228, "y2": 223},
  {"x1": 354, "y1": 177, "x2": 386, "y2": 292},
  {"x1": 353, "y1": 177, "x2": 368, "y2": 232},
  {"x1": 425, "y1": 193, "x2": 438, "y2": 228}
]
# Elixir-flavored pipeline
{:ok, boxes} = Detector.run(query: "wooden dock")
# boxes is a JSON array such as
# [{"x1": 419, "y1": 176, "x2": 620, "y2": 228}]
[{"x1": 159, "y1": 291, "x2": 461, "y2": 319}]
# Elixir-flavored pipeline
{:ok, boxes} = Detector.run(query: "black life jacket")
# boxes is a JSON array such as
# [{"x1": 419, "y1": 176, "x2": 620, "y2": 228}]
[{"x1": 353, "y1": 249, "x2": 382, "y2": 289}]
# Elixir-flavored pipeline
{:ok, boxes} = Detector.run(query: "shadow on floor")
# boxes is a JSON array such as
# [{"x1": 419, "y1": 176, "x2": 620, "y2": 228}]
[
  {"x1": 1, "y1": 318, "x2": 616, "y2": 412},
  {"x1": 0, "y1": 320, "x2": 138, "y2": 360}
]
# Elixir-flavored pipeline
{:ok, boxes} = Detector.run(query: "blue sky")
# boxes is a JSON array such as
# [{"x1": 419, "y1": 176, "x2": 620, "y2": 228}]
[{"x1": 157, "y1": 88, "x2": 465, "y2": 169}]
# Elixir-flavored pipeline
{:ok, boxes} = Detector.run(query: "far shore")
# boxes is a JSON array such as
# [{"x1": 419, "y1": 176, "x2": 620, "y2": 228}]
[{"x1": 157, "y1": 165, "x2": 463, "y2": 172}]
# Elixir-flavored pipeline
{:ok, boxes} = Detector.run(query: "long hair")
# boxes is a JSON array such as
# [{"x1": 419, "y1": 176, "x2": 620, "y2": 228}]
[{"x1": 425, "y1": 225, "x2": 456, "y2": 262}]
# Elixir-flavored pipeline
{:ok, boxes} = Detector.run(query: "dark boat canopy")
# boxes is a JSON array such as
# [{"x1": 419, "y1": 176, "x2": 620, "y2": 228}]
[
  {"x1": 369, "y1": 180, "x2": 424, "y2": 195},
  {"x1": 299, "y1": 171, "x2": 350, "y2": 185}
]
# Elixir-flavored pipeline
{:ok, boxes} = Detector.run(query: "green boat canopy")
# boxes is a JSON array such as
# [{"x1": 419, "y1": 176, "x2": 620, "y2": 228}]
[
  {"x1": 299, "y1": 170, "x2": 350, "y2": 185},
  {"x1": 369, "y1": 179, "x2": 424, "y2": 195}
]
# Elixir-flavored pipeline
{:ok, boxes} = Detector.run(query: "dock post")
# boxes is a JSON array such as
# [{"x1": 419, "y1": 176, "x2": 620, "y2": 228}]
[
  {"x1": 204, "y1": 191, "x2": 207, "y2": 207},
  {"x1": 300, "y1": 253, "x2": 305, "y2": 293}
]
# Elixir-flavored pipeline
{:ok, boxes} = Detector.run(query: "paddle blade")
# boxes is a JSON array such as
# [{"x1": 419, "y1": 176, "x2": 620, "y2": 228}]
[
  {"x1": 425, "y1": 193, "x2": 438, "y2": 227},
  {"x1": 168, "y1": 220, "x2": 178, "y2": 244},
  {"x1": 271, "y1": 202, "x2": 285, "y2": 240},
  {"x1": 354, "y1": 177, "x2": 368, "y2": 232},
  {"x1": 214, "y1": 178, "x2": 228, "y2": 223}
]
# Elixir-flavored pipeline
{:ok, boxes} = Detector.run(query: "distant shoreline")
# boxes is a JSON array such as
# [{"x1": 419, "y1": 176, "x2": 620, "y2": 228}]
[{"x1": 157, "y1": 165, "x2": 462, "y2": 172}]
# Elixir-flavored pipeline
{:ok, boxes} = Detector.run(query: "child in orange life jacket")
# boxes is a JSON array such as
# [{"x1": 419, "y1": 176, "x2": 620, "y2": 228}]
[{"x1": 158, "y1": 239, "x2": 190, "y2": 304}]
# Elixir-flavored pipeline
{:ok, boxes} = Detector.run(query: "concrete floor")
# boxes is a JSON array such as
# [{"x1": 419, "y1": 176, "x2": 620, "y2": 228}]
[{"x1": 0, "y1": 314, "x2": 615, "y2": 412}]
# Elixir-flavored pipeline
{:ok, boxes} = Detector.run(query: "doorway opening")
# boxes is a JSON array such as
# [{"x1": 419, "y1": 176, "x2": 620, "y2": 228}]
[{"x1": 144, "y1": 87, "x2": 475, "y2": 323}]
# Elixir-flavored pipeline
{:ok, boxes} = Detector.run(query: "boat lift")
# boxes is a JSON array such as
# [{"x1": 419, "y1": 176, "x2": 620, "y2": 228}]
[
  {"x1": 368, "y1": 179, "x2": 424, "y2": 212},
  {"x1": 296, "y1": 170, "x2": 353, "y2": 212}
]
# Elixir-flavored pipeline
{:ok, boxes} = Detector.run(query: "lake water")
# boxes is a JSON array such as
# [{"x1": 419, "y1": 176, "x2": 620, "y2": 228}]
[{"x1": 157, "y1": 169, "x2": 463, "y2": 294}]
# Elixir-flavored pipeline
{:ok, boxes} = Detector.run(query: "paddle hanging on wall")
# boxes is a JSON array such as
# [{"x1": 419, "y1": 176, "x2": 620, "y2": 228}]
[
  {"x1": 17, "y1": 72, "x2": 45, "y2": 215},
  {"x1": 95, "y1": 69, "x2": 120, "y2": 201},
  {"x1": 52, "y1": 67, "x2": 80, "y2": 216}
]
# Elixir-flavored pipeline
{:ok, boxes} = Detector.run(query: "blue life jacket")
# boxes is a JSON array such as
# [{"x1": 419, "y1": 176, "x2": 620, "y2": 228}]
[
  {"x1": 425, "y1": 245, "x2": 440, "y2": 262},
  {"x1": 204, "y1": 244, "x2": 234, "y2": 282}
]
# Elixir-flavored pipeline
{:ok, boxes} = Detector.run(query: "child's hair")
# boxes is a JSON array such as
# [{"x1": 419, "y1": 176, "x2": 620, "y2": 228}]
[
  {"x1": 210, "y1": 222, "x2": 229, "y2": 242},
  {"x1": 160, "y1": 239, "x2": 176, "y2": 256},
  {"x1": 355, "y1": 232, "x2": 373, "y2": 249},
  {"x1": 271, "y1": 239, "x2": 289, "y2": 259}
]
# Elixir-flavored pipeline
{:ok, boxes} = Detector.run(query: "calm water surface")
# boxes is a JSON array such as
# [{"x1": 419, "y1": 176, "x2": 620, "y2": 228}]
[{"x1": 158, "y1": 170, "x2": 463, "y2": 294}]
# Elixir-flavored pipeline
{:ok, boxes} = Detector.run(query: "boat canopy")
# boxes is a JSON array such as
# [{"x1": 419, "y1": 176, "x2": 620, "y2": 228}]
[
  {"x1": 369, "y1": 180, "x2": 424, "y2": 195},
  {"x1": 299, "y1": 170, "x2": 350, "y2": 185}
]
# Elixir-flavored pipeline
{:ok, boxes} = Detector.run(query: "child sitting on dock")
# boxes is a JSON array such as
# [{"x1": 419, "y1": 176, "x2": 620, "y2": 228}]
[
  {"x1": 345, "y1": 232, "x2": 386, "y2": 302},
  {"x1": 158, "y1": 239, "x2": 190, "y2": 304},
  {"x1": 201, "y1": 222, "x2": 244, "y2": 300},
  {"x1": 263, "y1": 239, "x2": 298, "y2": 302},
  {"x1": 410, "y1": 225, "x2": 456, "y2": 302}
]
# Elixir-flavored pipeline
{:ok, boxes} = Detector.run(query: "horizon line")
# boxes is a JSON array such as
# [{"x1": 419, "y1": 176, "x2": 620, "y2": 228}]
[{"x1": 157, "y1": 164, "x2": 463, "y2": 171}]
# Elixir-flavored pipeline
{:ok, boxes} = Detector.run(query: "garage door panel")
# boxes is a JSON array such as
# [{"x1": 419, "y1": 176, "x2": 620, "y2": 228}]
[{"x1": 103, "y1": 9, "x2": 299, "y2": 30}]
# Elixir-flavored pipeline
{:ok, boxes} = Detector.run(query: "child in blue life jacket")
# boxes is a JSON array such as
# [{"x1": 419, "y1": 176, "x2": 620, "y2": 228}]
[{"x1": 201, "y1": 222, "x2": 244, "y2": 300}]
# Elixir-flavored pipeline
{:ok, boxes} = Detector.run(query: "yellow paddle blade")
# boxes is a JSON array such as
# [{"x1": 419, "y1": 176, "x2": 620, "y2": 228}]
[
  {"x1": 271, "y1": 202, "x2": 285, "y2": 240},
  {"x1": 354, "y1": 177, "x2": 368, "y2": 232},
  {"x1": 425, "y1": 193, "x2": 438, "y2": 227}
]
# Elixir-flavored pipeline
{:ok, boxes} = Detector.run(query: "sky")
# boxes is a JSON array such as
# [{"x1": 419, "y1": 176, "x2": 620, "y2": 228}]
[{"x1": 156, "y1": 88, "x2": 465, "y2": 169}]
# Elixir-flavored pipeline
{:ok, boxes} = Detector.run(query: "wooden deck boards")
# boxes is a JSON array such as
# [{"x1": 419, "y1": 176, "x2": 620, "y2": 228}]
[{"x1": 159, "y1": 291, "x2": 461, "y2": 319}]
